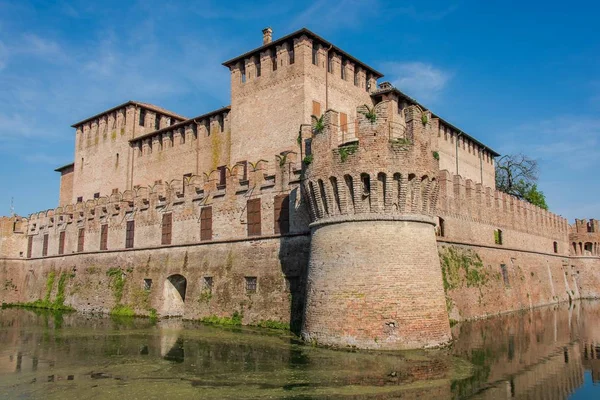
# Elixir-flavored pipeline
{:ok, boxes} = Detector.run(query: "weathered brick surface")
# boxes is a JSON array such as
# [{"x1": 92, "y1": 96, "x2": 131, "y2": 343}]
[{"x1": 0, "y1": 28, "x2": 599, "y2": 351}]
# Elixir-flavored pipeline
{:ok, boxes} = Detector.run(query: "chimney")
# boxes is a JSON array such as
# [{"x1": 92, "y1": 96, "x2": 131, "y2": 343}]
[{"x1": 262, "y1": 27, "x2": 273, "y2": 45}]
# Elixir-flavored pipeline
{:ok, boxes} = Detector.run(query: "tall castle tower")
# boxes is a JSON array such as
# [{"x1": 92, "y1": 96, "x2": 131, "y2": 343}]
[{"x1": 301, "y1": 101, "x2": 452, "y2": 349}]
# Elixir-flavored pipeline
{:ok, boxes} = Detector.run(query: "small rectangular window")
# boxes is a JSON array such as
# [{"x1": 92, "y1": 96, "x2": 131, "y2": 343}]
[
  {"x1": 94, "y1": 192, "x2": 100, "y2": 199},
  {"x1": 327, "y1": 55, "x2": 333, "y2": 73},
  {"x1": 354, "y1": 70, "x2": 359, "y2": 86},
  {"x1": 42, "y1": 234, "x2": 49, "y2": 257},
  {"x1": 289, "y1": 46, "x2": 295, "y2": 64},
  {"x1": 112, "y1": 188, "x2": 118, "y2": 194},
  {"x1": 437, "y1": 217, "x2": 445, "y2": 237},
  {"x1": 203, "y1": 276, "x2": 213, "y2": 291},
  {"x1": 139, "y1": 109, "x2": 146, "y2": 126},
  {"x1": 494, "y1": 229, "x2": 503, "y2": 245},
  {"x1": 77, "y1": 196, "x2": 83, "y2": 203},
  {"x1": 245, "y1": 277, "x2": 257, "y2": 293},
  {"x1": 553, "y1": 241, "x2": 558, "y2": 254},
  {"x1": 312, "y1": 44, "x2": 319, "y2": 66},
  {"x1": 161, "y1": 213, "x2": 172, "y2": 245},
  {"x1": 27, "y1": 236, "x2": 33, "y2": 258},
  {"x1": 274, "y1": 194, "x2": 290, "y2": 234},
  {"x1": 241, "y1": 64, "x2": 246, "y2": 83},
  {"x1": 144, "y1": 278, "x2": 153, "y2": 291},
  {"x1": 501, "y1": 264, "x2": 509, "y2": 286},
  {"x1": 58, "y1": 231, "x2": 65, "y2": 255},
  {"x1": 272, "y1": 52, "x2": 277, "y2": 71},
  {"x1": 100, "y1": 224, "x2": 108, "y2": 250},
  {"x1": 341, "y1": 62, "x2": 346, "y2": 80},
  {"x1": 217, "y1": 165, "x2": 227, "y2": 188},
  {"x1": 312, "y1": 101, "x2": 321, "y2": 117},
  {"x1": 218, "y1": 114, "x2": 224, "y2": 132},
  {"x1": 247, "y1": 198, "x2": 262, "y2": 236},
  {"x1": 200, "y1": 206, "x2": 212, "y2": 241},
  {"x1": 125, "y1": 220, "x2": 135, "y2": 249},
  {"x1": 255, "y1": 59, "x2": 261, "y2": 77},
  {"x1": 77, "y1": 228, "x2": 85, "y2": 253},
  {"x1": 155, "y1": 114, "x2": 161, "y2": 130}
]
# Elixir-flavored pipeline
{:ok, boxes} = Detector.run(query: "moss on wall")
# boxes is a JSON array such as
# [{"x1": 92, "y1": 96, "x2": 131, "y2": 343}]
[{"x1": 439, "y1": 246, "x2": 488, "y2": 291}]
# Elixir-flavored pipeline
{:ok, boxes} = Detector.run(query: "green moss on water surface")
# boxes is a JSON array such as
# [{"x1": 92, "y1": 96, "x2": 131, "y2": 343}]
[
  {"x1": 201, "y1": 311, "x2": 243, "y2": 326},
  {"x1": 255, "y1": 320, "x2": 290, "y2": 331}
]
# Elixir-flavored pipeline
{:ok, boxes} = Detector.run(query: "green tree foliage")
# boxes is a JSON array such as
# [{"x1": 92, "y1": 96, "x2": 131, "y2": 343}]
[{"x1": 495, "y1": 154, "x2": 548, "y2": 209}]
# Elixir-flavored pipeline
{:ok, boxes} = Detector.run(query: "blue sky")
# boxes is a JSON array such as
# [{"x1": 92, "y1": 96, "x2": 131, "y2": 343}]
[{"x1": 0, "y1": 0, "x2": 598, "y2": 220}]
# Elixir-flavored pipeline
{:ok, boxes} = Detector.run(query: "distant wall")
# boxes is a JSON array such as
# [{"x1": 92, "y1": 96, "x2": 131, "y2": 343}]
[{"x1": 0, "y1": 236, "x2": 309, "y2": 329}]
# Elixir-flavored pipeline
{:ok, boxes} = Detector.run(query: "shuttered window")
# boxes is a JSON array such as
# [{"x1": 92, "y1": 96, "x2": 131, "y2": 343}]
[
  {"x1": 26, "y1": 236, "x2": 33, "y2": 258},
  {"x1": 312, "y1": 101, "x2": 321, "y2": 117},
  {"x1": 100, "y1": 224, "x2": 108, "y2": 250},
  {"x1": 340, "y1": 112, "x2": 348, "y2": 133},
  {"x1": 125, "y1": 221, "x2": 135, "y2": 249},
  {"x1": 217, "y1": 166, "x2": 227, "y2": 187},
  {"x1": 200, "y1": 206, "x2": 212, "y2": 241},
  {"x1": 247, "y1": 198, "x2": 261, "y2": 236},
  {"x1": 58, "y1": 231, "x2": 65, "y2": 255},
  {"x1": 161, "y1": 213, "x2": 172, "y2": 245},
  {"x1": 274, "y1": 194, "x2": 290, "y2": 234},
  {"x1": 42, "y1": 234, "x2": 49, "y2": 257},
  {"x1": 77, "y1": 228, "x2": 85, "y2": 253}
]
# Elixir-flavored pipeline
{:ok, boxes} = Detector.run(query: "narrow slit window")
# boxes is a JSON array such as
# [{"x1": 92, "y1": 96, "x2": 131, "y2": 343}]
[
  {"x1": 139, "y1": 109, "x2": 146, "y2": 126},
  {"x1": 42, "y1": 234, "x2": 48, "y2": 257},
  {"x1": 58, "y1": 231, "x2": 65, "y2": 255},
  {"x1": 161, "y1": 213, "x2": 172, "y2": 245},
  {"x1": 27, "y1": 236, "x2": 33, "y2": 258},
  {"x1": 100, "y1": 224, "x2": 108, "y2": 250},
  {"x1": 125, "y1": 220, "x2": 135, "y2": 249},
  {"x1": 77, "y1": 228, "x2": 85, "y2": 253},
  {"x1": 200, "y1": 206, "x2": 213, "y2": 241}
]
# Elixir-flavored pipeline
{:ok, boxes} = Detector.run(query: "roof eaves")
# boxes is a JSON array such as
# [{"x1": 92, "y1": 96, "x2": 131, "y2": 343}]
[
  {"x1": 71, "y1": 101, "x2": 187, "y2": 128},
  {"x1": 372, "y1": 87, "x2": 500, "y2": 157},
  {"x1": 54, "y1": 162, "x2": 74, "y2": 172}
]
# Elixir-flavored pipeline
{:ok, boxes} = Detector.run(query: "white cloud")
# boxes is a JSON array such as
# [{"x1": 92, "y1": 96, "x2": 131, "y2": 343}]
[{"x1": 380, "y1": 61, "x2": 451, "y2": 103}]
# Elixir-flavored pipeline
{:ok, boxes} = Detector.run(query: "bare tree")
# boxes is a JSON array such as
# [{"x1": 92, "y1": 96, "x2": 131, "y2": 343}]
[
  {"x1": 495, "y1": 153, "x2": 548, "y2": 209},
  {"x1": 495, "y1": 154, "x2": 538, "y2": 199}
]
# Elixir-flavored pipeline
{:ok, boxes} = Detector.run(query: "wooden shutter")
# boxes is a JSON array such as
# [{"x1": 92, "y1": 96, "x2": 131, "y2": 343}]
[
  {"x1": 27, "y1": 236, "x2": 33, "y2": 258},
  {"x1": 274, "y1": 194, "x2": 290, "y2": 234},
  {"x1": 161, "y1": 213, "x2": 172, "y2": 245},
  {"x1": 77, "y1": 228, "x2": 85, "y2": 252},
  {"x1": 247, "y1": 198, "x2": 261, "y2": 236},
  {"x1": 125, "y1": 221, "x2": 135, "y2": 248},
  {"x1": 200, "y1": 207, "x2": 212, "y2": 241},
  {"x1": 100, "y1": 224, "x2": 108, "y2": 250},
  {"x1": 42, "y1": 234, "x2": 48, "y2": 257},
  {"x1": 340, "y1": 112, "x2": 348, "y2": 133},
  {"x1": 312, "y1": 101, "x2": 321, "y2": 117},
  {"x1": 58, "y1": 231, "x2": 65, "y2": 255}
]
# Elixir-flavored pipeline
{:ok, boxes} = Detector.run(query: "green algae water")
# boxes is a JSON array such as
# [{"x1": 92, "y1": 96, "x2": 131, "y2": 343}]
[{"x1": 0, "y1": 301, "x2": 599, "y2": 399}]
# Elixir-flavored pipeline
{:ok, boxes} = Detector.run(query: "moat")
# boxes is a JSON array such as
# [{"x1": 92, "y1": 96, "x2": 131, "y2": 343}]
[{"x1": 0, "y1": 301, "x2": 599, "y2": 399}]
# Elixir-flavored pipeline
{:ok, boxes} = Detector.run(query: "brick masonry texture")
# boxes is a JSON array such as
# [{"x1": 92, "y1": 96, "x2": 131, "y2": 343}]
[{"x1": 0, "y1": 28, "x2": 598, "y2": 350}]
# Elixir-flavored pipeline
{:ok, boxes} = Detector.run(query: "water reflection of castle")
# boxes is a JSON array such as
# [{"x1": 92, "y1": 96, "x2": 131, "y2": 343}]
[{"x1": 1, "y1": 303, "x2": 600, "y2": 398}]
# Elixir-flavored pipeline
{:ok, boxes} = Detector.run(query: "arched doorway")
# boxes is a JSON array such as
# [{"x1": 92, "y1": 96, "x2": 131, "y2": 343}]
[{"x1": 162, "y1": 274, "x2": 187, "y2": 317}]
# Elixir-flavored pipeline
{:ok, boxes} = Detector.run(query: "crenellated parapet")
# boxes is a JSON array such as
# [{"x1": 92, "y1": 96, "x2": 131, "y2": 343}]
[
  {"x1": 436, "y1": 169, "x2": 569, "y2": 241},
  {"x1": 19, "y1": 152, "x2": 309, "y2": 259},
  {"x1": 303, "y1": 102, "x2": 440, "y2": 226},
  {"x1": 569, "y1": 219, "x2": 600, "y2": 256}
]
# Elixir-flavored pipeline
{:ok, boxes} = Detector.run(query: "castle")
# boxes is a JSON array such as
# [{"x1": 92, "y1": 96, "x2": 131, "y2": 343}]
[{"x1": 0, "y1": 28, "x2": 598, "y2": 350}]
